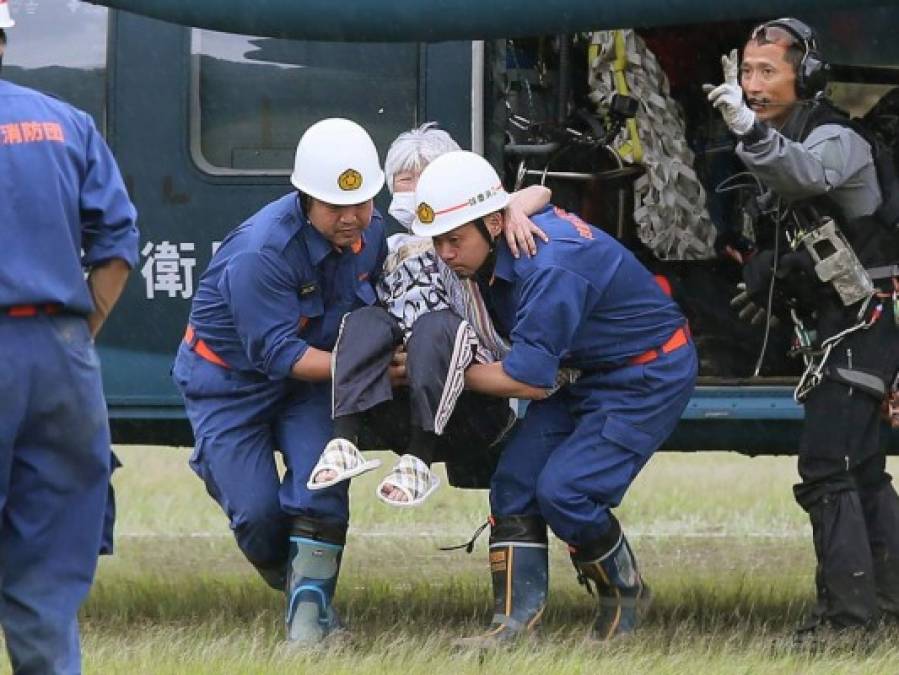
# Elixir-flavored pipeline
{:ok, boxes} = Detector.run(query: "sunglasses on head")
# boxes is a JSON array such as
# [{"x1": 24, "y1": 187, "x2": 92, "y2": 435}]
[{"x1": 750, "y1": 24, "x2": 801, "y2": 47}]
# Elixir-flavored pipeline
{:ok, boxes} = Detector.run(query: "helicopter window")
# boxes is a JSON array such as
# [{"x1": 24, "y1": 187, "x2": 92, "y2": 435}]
[
  {"x1": 190, "y1": 30, "x2": 420, "y2": 175},
  {"x1": 828, "y1": 81, "x2": 898, "y2": 118},
  {"x1": 1, "y1": 0, "x2": 109, "y2": 131}
]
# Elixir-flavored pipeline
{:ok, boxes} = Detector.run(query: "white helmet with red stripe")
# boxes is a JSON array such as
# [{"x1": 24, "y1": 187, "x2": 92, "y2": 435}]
[
  {"x1": 412, "y1": 150, "x2": 510, "y2": 237},
  {"x1": 0, "y1": 0, "x2": 15, "y2": 29}
]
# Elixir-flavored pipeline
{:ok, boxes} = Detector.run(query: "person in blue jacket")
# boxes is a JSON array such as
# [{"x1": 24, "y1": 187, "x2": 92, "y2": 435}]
[
  {"x1": 0, "y1": 15, "x2": 139, "y2": 674},
  {"x1": 172, "y1": 118, "x2": 391, "y2": 645},
  {"x1": 412, "y1": 151, "x2": 698, "y2": 645}
]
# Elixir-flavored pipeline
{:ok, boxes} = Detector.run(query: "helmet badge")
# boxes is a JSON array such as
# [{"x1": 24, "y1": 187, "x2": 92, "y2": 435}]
[
  {"x1": 416, "y1": 203, "x2": 435, "y2": 224},
  {"x1": 338, "y1": 169, "x2": 363, "y2": 191}
]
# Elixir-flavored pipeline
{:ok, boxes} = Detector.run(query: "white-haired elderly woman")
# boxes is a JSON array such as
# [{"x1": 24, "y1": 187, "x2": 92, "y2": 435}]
[{"x1": 308, "y1": 123, "x2": 551, "y2": 506}]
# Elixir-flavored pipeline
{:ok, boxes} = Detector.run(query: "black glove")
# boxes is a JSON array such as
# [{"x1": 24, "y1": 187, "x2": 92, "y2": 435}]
[
  {"x1": 743, "y1": 250, "x2": 776, "y2": 296},
  {"x1": 774, "y1": 249, "x2": 817, "y2": 305},
  {"x1": 731, "y1": 284, "x2": 781, "y2": 326},
  {"x1": 775, "y1": 249, "x2": 815, "y2": 277},
  {"x1": 730, "y1": 250, "x2": 780, "y2": 326},
  {"x1": 777, "y1": 249, "x2": 820, "y2": 288}
]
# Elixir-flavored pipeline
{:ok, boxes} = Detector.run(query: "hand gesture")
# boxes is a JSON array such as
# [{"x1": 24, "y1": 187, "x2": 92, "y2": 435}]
[{"x1": 702, "y1": 49, "x2": 756, "y2": 136}]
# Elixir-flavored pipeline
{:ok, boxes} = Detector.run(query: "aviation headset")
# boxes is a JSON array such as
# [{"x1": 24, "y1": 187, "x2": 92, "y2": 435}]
[{"x1": 752, "y1": 17, "x2": 830, "y2": 98}]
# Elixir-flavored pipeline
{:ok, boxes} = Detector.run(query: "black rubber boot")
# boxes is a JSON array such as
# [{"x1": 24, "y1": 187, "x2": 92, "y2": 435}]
[
  {"x1": 570, "y1": 515, "x2": 650, "y2": 640},
  {"x1": 455, "y1": 515, "x2": 548, "y2": 648},
  {"x1": 793, "y1": 488, "x2": 878, "y2": 640},
  {"x1": 859, "y1": 479, "x2": 899, "y2": 621},
  {"x1": 285, "y1": 516, "x2": 348, "y2": 646}
]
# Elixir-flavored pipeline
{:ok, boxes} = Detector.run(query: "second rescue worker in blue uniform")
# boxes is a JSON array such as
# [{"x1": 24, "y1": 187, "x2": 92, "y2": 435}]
[
  {"x1": 172, "y1": 118, "x2": 388, "y2": 645},
  {"x1": 0, "y1": 8, "x2": 139, "y2": 673},
  {"x1": 413, "y1": 151, "x2": 698, "y2": 645}
]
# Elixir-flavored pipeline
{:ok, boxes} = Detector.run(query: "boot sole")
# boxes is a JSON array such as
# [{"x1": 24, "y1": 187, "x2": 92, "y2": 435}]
[{"x1": 283, "y1": 626, "x2": 353, "y2": 651}]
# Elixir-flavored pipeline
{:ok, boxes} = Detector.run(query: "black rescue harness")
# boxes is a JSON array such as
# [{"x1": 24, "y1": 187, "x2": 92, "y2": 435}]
[{"x1": 763, "y1": 100, "x2": 899, "y2": 402}]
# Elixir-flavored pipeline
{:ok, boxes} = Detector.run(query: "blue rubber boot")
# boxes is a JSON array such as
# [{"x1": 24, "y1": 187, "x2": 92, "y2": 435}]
[
  {"x1": 285, "y1": 516, "x2": 347, "y2": 645},
  {"x1": 455, "y1": 515, "x2": 548, "y2": 648},
  {"x1": 571, "y1": 515, "x2": 651, "y2": 640}
]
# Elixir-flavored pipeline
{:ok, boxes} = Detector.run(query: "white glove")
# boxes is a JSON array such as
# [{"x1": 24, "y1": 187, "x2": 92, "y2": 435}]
[{"x1": 702, "y1": 49, "x2": 756, "y2": 136}]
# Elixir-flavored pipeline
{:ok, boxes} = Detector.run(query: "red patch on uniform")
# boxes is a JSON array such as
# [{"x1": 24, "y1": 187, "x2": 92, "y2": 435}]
[
  {"x1": 0, "y1": 121, "x2": 65, "y2": 146},
  {"x1": 0, "y1": 123, "x2": 23, "y2": 145},
  {"x1": 553, "y1": 206, "x2": 593, "y2": 240},
  {"x1": 654, "y1": 275, "x2": 673, "y2": 297},
  {"x1": 20, "y1": 122, "x2": 45, "y2": 143},
  {"x1": 43, "y1": 122, "x2": 65, "y2": 142}
]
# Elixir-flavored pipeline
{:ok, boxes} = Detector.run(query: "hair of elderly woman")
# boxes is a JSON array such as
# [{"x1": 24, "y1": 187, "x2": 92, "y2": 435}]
[{"x1": 384, "y1": 122, "x2": 461, "y2": 194}]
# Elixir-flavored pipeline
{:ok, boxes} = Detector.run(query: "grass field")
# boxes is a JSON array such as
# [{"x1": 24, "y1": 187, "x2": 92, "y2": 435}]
[{"x1": 3, "y1": 448, "x2": 899, "y2": 674}]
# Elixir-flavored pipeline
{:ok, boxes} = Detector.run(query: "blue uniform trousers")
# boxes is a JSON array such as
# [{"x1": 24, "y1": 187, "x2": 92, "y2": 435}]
[
  {"x1": 490, "y1": 340, "x2": 697, "y2": 546},
  {"x1": 0, "y1": 315, "x2": 111, "y2": 675},
  {"x1": 99, "y1": 451, "x2": 122, "y2": 556},
  {"x1": 173, "y1": 344, "x2": 347, "y2": 571}
]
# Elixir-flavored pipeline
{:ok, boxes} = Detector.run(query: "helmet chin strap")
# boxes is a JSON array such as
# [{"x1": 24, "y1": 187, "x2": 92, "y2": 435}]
[
  {"x1": 474, "y1": 217, "x2": 496, "y2": 252},
  {"x1": 473, "y1": 217, "x2": 499, "y2": 281}
]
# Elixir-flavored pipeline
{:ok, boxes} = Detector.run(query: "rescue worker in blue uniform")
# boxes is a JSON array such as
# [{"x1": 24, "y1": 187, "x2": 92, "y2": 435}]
[
  {"x1": 0, "y1": 12, "x2": 140, "y2": 674},
  {"x1": 412, "y1": 151, "x2": 698, "y2": 645},
  {"x1": 172, "y1": 118, "x2": 389, "y2": 645}
]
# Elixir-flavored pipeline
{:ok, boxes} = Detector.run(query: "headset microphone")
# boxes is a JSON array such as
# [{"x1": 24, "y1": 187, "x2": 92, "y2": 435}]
[{"x1": 746, "y1": 100, "x2": 798, "y2": 108}]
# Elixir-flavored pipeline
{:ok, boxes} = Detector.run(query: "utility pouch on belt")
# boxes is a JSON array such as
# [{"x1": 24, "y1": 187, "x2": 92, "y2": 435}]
[
  {"x1": 825, "y1": 366, "x2": 887, "y2": 399},
  {"x1": 796, "y1": 217, "x2": 873, "y2": 306}
]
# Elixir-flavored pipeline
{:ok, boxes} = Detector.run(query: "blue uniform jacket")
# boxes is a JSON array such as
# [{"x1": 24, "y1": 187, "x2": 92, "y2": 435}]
[
  {"x1": 0, "y1": 80, "x2": 139, "y2": 313},
  {"x1": 488, "y1": 206, "x2": 686, "y2": 389},
  {"x1": 188, "y1": 193, "x2": 388, "y2": 379}
]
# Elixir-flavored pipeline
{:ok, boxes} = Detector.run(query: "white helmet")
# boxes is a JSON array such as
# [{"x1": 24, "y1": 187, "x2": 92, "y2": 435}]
[
  {"x1": 290, "y1": 118, "x2": 385, "y2": 205},
  {"x1": 0, "y1": 0, "x2": 15, "y2": 28},
  {"x1": 412, "y1": 151, "x2": 510, "y2": 237}
]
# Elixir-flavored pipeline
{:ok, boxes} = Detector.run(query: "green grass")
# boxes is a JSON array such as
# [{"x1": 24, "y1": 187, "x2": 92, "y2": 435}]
[{"x1": 3, "y1": 449, "x2": 899, "y2": 674}]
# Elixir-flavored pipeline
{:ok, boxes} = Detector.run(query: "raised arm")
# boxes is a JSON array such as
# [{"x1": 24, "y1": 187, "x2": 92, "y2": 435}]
[
  {"x1": 502, "y1": 185, "x2": 551, "y2": 257},
  {"x1": 737, "y1": 124, "x2": 876, "y2": 204}
]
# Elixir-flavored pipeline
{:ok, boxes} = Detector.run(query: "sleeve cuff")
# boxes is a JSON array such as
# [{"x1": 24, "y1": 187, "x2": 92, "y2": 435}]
[
  {"x1": 503, "y1": 342, "x2": 559, "y2": 389},
  {"x1": 738, "y1": 120, "x2": 771, "y2": 148},
  {"x1": 83, "y1": 235, "x2": 140, "y2": 269},
  {"x1": 266, "y1": 340, "x2": 309, "y2": 380}
]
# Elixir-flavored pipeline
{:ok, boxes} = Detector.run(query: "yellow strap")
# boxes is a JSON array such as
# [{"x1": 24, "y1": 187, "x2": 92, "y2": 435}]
[
  {"x1": 611, "y1": 30, "x2": 643, "y2": 164},
  {"x1": 587, "y1": 43, "x2": 599, "y2": 71}
]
